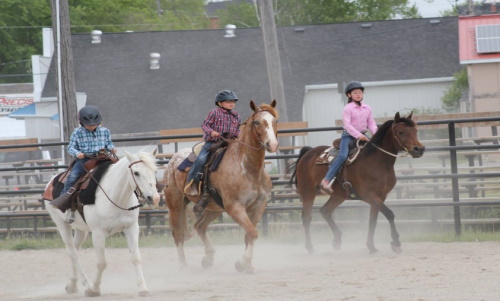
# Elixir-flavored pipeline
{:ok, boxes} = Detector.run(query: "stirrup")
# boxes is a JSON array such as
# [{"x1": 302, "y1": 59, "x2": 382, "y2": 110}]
[{"x1": 184, "y1": 179, "x2": 200, "y2": 196}]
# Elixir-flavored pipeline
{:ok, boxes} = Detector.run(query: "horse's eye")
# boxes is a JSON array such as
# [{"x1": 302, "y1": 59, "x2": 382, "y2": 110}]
[
  {"x1": 398, "y1": 131, "x2": 404, "y2": 135},
  {"x1": 253, "y1": 120, "x2": 260, "y2": 125},
  {"x1": 134, "y1": 171, "x2": 140, "y2": 176}
]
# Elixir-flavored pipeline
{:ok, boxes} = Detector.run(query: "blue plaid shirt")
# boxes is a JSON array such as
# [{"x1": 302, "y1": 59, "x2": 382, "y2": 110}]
[{"x1": 67, "y1": 126, "x2": 115, "y2": 157}]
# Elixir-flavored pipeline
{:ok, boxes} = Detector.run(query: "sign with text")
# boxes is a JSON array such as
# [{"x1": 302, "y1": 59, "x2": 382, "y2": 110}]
[{"x1": 0, "y1": 94, "x2": 34, "y2": 116}]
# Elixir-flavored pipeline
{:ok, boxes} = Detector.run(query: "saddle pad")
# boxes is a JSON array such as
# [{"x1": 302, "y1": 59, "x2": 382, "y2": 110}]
[
  {"x1": 78, "y1": 160, "x2": 114, "y2": 205},
  {"x1": 44, "y1": 173, "x2": 65, "y2": 201},
  {"x1": 315, "y1": 147, "x2": 337, "y2": 165}
]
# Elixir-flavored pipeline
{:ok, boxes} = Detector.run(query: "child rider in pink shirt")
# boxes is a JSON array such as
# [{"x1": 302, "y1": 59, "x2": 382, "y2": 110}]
[{"x1": 321, "y1": 81, "x2": 378, "y2": 192}]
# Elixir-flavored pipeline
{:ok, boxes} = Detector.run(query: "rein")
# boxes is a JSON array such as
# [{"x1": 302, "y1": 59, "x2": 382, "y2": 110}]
[
  {"x1": 89, "y1": 160, "x2": 145, "y2": 211},
  {"x1": 369, "y1": 122, "x2": 410, "y2": 158}
]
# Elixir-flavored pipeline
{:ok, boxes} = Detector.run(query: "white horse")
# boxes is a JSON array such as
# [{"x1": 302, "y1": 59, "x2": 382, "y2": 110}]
[{"x1": 44, "y1": 150, "x2": 160, "y2": 297}]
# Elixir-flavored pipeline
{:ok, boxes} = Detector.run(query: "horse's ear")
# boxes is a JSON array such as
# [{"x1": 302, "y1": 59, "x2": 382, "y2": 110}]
[
  {"x1": 125, "y1": 150, "x2": 134, "y2": 161},
  {"x1": 407, "y1": 111, "x2": 413, "y2": 120},
  {"x1": 394, "y1": 112, "x2": 401, "y2": 122},
  {"x1": 270, "y1": 99, "x2": 277, "y2": 108},
  {"x1": 151, "y1": 148, "x2": 157, "y2": 156},
  {"x1": 250, "y1": 100, "x2": 257, "y2": 112}
]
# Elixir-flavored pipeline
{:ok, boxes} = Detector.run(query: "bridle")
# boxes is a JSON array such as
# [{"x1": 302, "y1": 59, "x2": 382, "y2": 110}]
[
  {"x1": 222, "y1": 110, "x2": 277, "y2": 151},
  {"x1": 370, "y1": 122, "x2": 411, "y2": 158},
  {"x1": 90, "y1": 159, "x2": 148, "y2": 211}
]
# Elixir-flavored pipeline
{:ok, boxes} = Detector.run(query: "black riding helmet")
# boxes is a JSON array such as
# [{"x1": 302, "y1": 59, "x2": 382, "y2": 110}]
[
  {"x1": 215, "y1": 90, "x2": 238, "y2": 106},
  {"x1": 78, "y1": 105, "x2": 102, "y2": 126},
  {"x1": 344, "y1": 81, "x2": 365, "y2": 96}
]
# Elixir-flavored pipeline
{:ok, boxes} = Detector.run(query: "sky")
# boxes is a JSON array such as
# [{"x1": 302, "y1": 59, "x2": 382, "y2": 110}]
[{"x1": 413, "y1": 0, "x2": 455, "y2": 17}]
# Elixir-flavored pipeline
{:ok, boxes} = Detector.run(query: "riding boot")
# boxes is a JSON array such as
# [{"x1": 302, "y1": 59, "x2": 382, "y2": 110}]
[{"x1": 321, "y1": 177, "x2": 335, "y2": 193}]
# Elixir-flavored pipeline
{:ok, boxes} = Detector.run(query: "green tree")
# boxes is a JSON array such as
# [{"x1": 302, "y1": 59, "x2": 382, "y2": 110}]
[
  {"x1": 442, "y1": 68, "x2": 468, "y2": 113},
  {"x1": 0, "y1": 0, "x2": 52, "y2": 83},
  {"x1": 0, "y1": 0, "x2": 208, "y2": 83},
  {"x1": 217, "y1": 0, "x2": 420, "y2": 28},
  {"x1": 68, "y1": 0, "x2": 208, "y2": 33}
]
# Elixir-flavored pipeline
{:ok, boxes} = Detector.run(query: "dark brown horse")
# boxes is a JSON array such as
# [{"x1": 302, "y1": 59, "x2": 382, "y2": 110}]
[
  {"x1": 288, "y1": 112, "x2": 425, "y2": 254},
  {"x1": 163, "y1": 100, "x2": 279, "y2": 273}
]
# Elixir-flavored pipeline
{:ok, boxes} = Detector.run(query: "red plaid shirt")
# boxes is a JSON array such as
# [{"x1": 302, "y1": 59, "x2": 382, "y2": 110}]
[{"x1": 202, "y1": 107, "x2": 241, "y2": 142}]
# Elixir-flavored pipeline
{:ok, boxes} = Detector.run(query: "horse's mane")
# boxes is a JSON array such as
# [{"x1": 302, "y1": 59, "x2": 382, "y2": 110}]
[
  {"x1": 258, "y1": 103, "x2": 279, "y2": 119},
  {"x1": 364, "y1": 116, "x2": 415, "y2": 155},
  {"x1": 136, "y1": 152, "x2": 157, "y2": 171},
  {"x1": 242, "y1": 103, "x2": 279, "y2": 126}
]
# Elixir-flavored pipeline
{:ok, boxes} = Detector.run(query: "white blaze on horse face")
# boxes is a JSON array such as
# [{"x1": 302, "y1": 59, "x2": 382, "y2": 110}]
[{"x1": 262, "y1": 112, "x2": 279, "y2": 153}]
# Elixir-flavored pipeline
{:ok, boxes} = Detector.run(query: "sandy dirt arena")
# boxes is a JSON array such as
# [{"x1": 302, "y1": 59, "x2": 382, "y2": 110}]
[{"x1": 1, "y1": 240, "x2": 499, "y2": 301}]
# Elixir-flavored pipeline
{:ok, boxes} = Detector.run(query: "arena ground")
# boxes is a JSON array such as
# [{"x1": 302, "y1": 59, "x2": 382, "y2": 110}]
[{"x1": 1, "y1": 240, "x2": 499, "y2": 300}]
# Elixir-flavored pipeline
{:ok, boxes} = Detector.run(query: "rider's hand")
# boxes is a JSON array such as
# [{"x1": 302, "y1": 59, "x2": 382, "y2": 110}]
[
  {"x1": 211, "y1": 131, "x2": 220, "y2": 138},
  {"x1": 359, "y1": 135, "x2": 369, "y2": 142},
  {"x1": 111, "y1": 148, "x2": 117, "y2": 154},
  {"x1": 76, "y1": 152, "x2": 85, "y2": 159}
]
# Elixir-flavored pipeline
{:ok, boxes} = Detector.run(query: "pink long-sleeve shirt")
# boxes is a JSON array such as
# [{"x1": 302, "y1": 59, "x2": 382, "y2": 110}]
[{"x1": 342, "y1": 101, "x2": 378, "y2": 138}]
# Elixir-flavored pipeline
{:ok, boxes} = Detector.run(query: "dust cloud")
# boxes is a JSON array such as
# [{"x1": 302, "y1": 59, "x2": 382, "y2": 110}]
[{"x1": 1, "y1": 237, "x2": 500, "y2": 301}]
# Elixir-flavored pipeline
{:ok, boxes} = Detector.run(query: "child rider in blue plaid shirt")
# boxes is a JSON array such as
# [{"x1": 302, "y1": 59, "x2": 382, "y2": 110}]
[{"x1": 60, "y1": 106, "x2": 116, "y2": 223}]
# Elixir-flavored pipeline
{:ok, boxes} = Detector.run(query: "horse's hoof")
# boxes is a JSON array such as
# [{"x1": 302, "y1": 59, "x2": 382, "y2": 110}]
[
  {"x1": 138, "y1": 290, "x2": 150, "y2": 297},
  {"x1": 368, "y1": 248, "x2": 379, "y2": 254},
  {"x1": 235, "y1": 260, "x2": 245, "y2": 272},
  {"x1": 201, "y1": 256, "x2": 213, "y2": 269},
  {"x1": 391, "y1": 245, "x2": 402, "y2": 254},
  {"x1": 332, "y1": 240, "x2": 341, "y2": 251},
  {"x1": 85, "y1": 288, "x2": 101, "y2": 297},
  {"x1": 65, "y1": 284, "x2": 78, "y2": 294},
  {"x1": 245, "y1": 266, "x2": 256, "y2": 274}
]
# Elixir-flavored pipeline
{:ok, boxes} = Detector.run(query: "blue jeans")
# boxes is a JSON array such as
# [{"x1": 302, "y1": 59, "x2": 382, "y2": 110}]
[
  {"x1": 60, "y1": 158, "x2": 89, "y2": 196},
  {"x1": 324, "y1": 131, "x2": 355, "y2": 182},
  {"x1": 187, "y1": 142, "x2": 213, "y2": 183}
]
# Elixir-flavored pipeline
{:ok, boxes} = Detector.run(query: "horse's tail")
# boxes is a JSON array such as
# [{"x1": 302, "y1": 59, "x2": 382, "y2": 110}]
[{"x1": 286, "y1": 146, "x2": 313, "y2": 188}]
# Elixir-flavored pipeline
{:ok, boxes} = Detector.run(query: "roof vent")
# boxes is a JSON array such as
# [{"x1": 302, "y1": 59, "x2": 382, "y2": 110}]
[
  {"x1": 224, "y1": 24, "x2": 236, "y2": 38},
  {"x1": 150, "y1": 53, "x2": 161, "y2": 70},
  {"x1": 429, "y1": 19, "x2": 441, "y2": 25},
  {"x1": 361, "y1": 23, "x2": 372, "y2": 28},
  {"x1": 91, "y1": 30, "x2": 102, "y2": 44},
  {"x1": 294, "y1": 27, "x2": 305, "y2": 33}
]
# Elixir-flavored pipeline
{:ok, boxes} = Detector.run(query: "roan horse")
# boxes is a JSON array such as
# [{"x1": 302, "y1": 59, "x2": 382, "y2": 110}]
[
  {"x1": 44, "y1": 150, "x2": 160, "y2": 297},
  {"x1": 288, "y1": 112, "x2": 425, "y2": 254},
  {"x1": 164, "y1": 100, "x2": 279, "y2": 273}
]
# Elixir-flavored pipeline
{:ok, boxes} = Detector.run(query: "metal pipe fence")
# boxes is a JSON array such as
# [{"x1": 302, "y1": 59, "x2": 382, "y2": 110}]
[{"x1": 0, "y1": 116, "x2": 499, "y2": 236}]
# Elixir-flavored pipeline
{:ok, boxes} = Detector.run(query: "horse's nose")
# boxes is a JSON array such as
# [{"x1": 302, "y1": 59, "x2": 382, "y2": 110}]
[
  {"x1": 266, "y1": 141, "x2": 279, "y2": 153},
  {"x1": 412, "y1": 145, "x2": 425, "y2": 158}
]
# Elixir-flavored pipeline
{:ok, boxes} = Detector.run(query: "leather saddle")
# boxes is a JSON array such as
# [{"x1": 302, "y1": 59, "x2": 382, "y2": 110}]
[
  {"x1": 315, "y1": 138, "x2": 364, "y2": 165},
  {"x1": 46, "y1": 150, "x2": 119, "y2": 213},
  {"x1": 184, "y1": 139, "x2": 228, "y2": 209}
]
